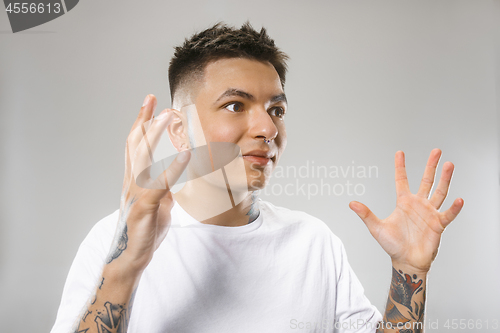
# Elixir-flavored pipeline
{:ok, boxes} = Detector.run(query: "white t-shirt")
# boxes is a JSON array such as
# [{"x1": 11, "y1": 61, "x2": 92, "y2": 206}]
[{"x1": 51, "y1": 200, "x2": 382, "y2": 333}]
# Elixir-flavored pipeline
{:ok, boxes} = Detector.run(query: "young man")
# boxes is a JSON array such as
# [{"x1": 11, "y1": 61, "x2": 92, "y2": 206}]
[{"x1": 51, "y1": 23, "x2": 463, "y2": 333}]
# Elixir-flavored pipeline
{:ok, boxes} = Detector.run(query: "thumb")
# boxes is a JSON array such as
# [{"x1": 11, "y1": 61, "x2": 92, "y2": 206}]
[{"x1": 349, "y1": 201, "x2": 381, "y2": 236}]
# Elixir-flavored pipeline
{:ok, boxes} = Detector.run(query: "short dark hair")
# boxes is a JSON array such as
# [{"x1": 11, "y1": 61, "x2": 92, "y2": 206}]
[{"x1": 168, "y1": 22, "x2": 289, "y2": 101}]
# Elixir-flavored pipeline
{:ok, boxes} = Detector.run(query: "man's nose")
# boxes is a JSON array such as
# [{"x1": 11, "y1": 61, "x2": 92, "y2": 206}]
[{"x1": 248, "y1": 107, "x2": 278, "y2": 141}]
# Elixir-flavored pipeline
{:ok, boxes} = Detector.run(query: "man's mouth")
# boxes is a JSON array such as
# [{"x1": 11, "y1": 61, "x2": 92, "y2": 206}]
[{"x1": 242, "y1": 150, "x2": 274, "y2": 166}]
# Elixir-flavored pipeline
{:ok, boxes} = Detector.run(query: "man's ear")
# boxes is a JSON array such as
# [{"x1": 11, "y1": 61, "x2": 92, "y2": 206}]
[{"x1": 165, "y1": 109, "x2": 189, "y2": 152}]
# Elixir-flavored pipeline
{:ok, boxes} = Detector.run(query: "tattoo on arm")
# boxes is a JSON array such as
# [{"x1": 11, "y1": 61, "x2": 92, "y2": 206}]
[
  {"x1": 82, "y1": 310, "x2": 92, "y2": 322},
  {"x1": 99, "y1": 277, "x2": 104, "y2": 290},
  {"x1": 389, "y1": 268, "x2": 423, "y2": 313},
  {"x1": 380, "y1": 268, "x2": 426, "y2": 333},
  {"x1": 106, "y1": 225, "x2": 128, "y2": 264},
  {"x1": 75, "y1": 278, "x2": 138, "y2": 333},
  {"x1": 106, "y1": 196, "x2": 137, "y2": 264},
  {"x1": 94, "y1": 301, "x2": 129, "y2": 333}
]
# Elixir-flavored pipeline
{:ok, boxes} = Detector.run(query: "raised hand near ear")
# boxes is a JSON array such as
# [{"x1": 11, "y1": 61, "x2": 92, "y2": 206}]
[
  {"x1": 74, "y1": 95, "x2": 191, "y2": 333},
  {"x1": 115, "y1": 94, "x2": 191, "y2": 274}
]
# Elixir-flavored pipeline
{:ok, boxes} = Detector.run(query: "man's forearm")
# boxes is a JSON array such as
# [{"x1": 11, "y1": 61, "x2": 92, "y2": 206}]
[
  {"x1": 378, "y1": 264, "x2": 427, "y2": 333},
  {"x1": 72, "y1": 264, "x2": 140, "y2": 333}
]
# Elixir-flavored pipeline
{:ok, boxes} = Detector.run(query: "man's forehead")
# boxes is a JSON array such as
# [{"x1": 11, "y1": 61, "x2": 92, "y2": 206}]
[
  {"x1": 173, "y1": 57, "x2": 284, "y2": 109},
  {"x1": 204, "y1": 58, "x2": 279, "y2": 80},
  {"x1": 202, "y1": 58, "x2": 285, "y2": 101}
]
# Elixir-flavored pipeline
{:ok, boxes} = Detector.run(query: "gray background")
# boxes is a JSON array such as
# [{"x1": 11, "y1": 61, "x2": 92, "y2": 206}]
[{"x1": 1, "y1": 0, "x2": 499, "y2": 332}]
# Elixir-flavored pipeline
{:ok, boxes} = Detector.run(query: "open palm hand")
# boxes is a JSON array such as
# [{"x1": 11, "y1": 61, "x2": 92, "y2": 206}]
[{"x1": 350, "y1": 149, "x2": 464, "y2": 273}]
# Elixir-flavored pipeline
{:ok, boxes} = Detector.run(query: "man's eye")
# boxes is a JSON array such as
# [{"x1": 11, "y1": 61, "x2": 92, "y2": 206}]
[
  {"x1": 270, "y1": 107, "x2": 285, "y2": 118},
  {"x1": 225, "y1": 103, "x2": 243, "y2": 112}
]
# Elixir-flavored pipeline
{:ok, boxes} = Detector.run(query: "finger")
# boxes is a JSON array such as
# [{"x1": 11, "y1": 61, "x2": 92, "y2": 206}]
[
  {"x1": 349, "y1": 201, "x2": 381, "y2": 237},
  {"x1": 440, "y1": 198, "x2": 464, "y2": 228},
  {"x1": 394, "y1": 151, "x2": 410, "y2": 196},
  {"x1": 127, "y1": 95, "x2": 158, "y2": 156},
  {"x1": 143, "y1": 150, "x2": 191, "y2": 204},
  {"x1": 131, "y1": 94, "x2": 157, "y2": 133},
  {"x1": 132, "y1": 110, "x2": 175, "y2": 182},
  {"x1": 416, "y1": 148, "x2": 441, "y2": 198},
  {"x1": 429, "y1": 161, "x2": 454, "y2": 209}
]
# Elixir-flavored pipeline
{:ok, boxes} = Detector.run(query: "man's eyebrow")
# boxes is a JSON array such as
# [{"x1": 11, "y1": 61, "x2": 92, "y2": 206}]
[
  {"x1": 214, "y1": 89, "x2": 255, "y2": 104},
  {"x1": 270, "y1": 93, "x2": 287, "y2": 105},
  {"x1": 214, "y1": 89, "x2": 287, "y2": 105}
]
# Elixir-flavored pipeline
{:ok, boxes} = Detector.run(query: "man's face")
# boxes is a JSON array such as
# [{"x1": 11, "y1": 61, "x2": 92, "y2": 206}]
[{"x1": 188, "y1": 57, "x2": 287, "y2": 191}]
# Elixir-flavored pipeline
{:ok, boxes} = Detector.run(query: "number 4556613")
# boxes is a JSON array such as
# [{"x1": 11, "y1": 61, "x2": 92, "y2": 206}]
[
  {"x1": 444, "y1": 319, "x2": 498, "y2": 330},
  {"x1": 5, "y1": 2, "x2": 61, "y2": 14}
]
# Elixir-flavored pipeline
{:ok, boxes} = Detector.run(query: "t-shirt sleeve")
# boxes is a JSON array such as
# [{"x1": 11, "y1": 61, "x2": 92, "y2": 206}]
[
  {"x1": 50, "y1": 210, "x2": 118, "y2": 333},
  {"x1": 333, "y1": 238, "x2": 383, "y2": 333}
]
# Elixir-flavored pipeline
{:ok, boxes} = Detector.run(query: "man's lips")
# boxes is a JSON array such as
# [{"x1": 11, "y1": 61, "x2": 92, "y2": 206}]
[{"x1": 242, "y1": 150, "x2": 274, "y2": 166}]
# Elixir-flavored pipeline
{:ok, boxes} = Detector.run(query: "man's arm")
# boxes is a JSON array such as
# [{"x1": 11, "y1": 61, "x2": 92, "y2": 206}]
[
  {"x1": 351, "y1": 149, "x2": 463, "y2": 333},
  {"x1": 375, "y1": 265, "x2": 426, "y2": 333},
  {"x1": 72, "y1": 265, "x2": 139, "y2": 333},
  {"x1": 71, "y1": 95, "x2": 190, "y2": 333}
]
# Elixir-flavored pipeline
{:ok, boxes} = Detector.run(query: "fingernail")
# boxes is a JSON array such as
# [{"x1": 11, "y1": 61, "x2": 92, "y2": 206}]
[
  {"x1": 142, "y1": 95, "x2": 150, "y2": 107},
  {"x1": 177, "y1": 150, "x2": 190, "y2": 163}
]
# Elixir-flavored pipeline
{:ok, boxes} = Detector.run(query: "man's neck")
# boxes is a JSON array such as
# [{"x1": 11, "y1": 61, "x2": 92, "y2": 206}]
[{"x1": 173, "y1": 180, "x2": 260, "y2": 227}]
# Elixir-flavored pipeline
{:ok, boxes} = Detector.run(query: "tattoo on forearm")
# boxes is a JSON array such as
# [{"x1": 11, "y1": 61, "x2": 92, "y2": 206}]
[
  {"x1": 385, "y1": 298, "x2": 410, "y2": 324},
  {"x1": 94, "y1": 301, "x2": 128, "y2": 333},
  {"x1": 106, "y1": 195, "x2": 137, "y2": 264},
  {"x1": 390, "y1": 268, "x2": 423, "y2": 312},
  {"x1": 106, "y1": 225, "x2": 128, "y2": 264},
  {"x1": 99, "y1": 277, "x2": 105, "y2": 289},
  {"x1": 75, "y1": 277, "x2": 137, "y2": 333},
  {"x1": 380, "y1": 268, "x2": 426, "y2": 332},
  {"x1": 77, "y1": 302, "x2": 129, "y2": 333},
  {"x1": 82, "y1": 310, "x2": 92, "y2": 322}
]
